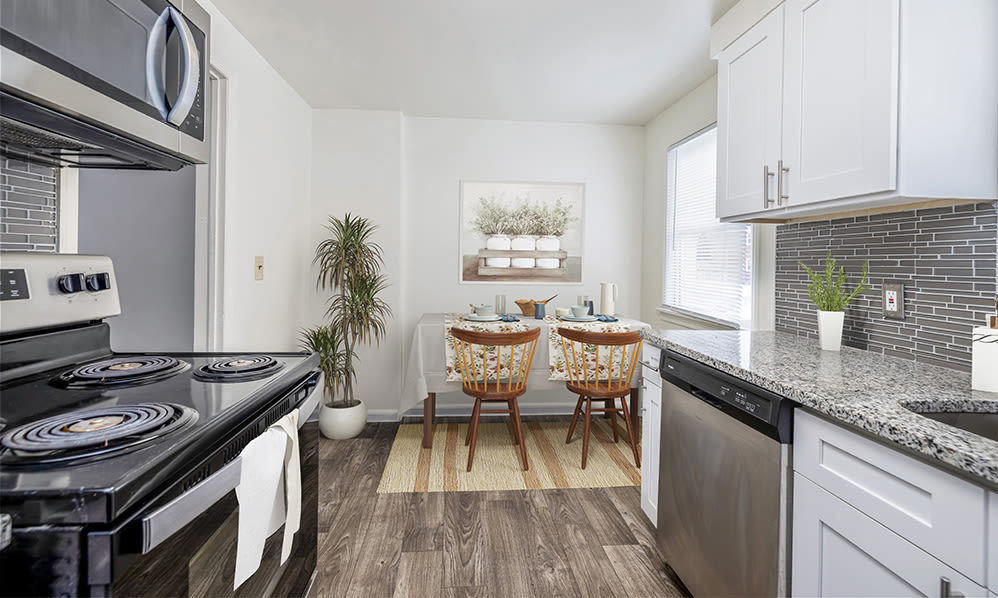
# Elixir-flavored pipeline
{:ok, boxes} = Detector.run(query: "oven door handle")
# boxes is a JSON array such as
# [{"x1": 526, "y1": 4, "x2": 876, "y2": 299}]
[{"x1": 139, "y1": 378, "x2": 321, "y2": 554}]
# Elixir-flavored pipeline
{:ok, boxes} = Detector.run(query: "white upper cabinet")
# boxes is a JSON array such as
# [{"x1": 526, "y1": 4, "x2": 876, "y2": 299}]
[
  {"x1": 714, "y1": 0, "x2": 998, "y2": 222},
  {"x1": 717, "y1": 5, "x2": 785, "y2": 219}
]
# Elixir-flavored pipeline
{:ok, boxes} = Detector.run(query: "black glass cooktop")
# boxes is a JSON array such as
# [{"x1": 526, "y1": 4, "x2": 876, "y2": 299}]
[{"x1": 0, "y1": 349, "x2": 318, "y2": 525}]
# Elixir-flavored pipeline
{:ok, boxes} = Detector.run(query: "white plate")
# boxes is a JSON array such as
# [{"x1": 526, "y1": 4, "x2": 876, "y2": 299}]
[
  {"x1": 464, "y1": 314, "x2": 501, "y2": 322},
  {"x1": 559, "y1": 315, "x2": 597, "y2": 322}
]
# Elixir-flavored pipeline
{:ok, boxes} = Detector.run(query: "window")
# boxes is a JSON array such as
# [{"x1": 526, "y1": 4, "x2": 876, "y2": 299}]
[{"x1": 663, "y1": 125, "x2": 753, "y2": 328}]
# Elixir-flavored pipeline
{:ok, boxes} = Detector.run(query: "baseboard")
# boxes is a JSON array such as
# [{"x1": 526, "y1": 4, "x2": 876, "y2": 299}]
[{"x1": 366, "y1": 408, "x2": 402, "y2": 422}]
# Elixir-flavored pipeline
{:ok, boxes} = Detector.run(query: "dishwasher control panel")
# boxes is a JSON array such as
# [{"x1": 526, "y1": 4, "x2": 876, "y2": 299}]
[{"x1": 660, "y1": 352, "x2": 785, "y2": 429}]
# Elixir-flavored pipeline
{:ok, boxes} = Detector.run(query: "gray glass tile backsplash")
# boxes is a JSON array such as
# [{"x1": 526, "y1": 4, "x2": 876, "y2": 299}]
[
  {"x1": 0, "y1": 158, "x2": 59, "y2": 252},
  {"x1": 775, "y1": 202, "x2": 998, "y2": 371}
]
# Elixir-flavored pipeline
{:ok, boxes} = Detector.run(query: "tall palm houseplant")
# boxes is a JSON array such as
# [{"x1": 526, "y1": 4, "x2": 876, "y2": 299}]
[{"x1": 306, "y1": 213, "x2": 392, "y2": 439}]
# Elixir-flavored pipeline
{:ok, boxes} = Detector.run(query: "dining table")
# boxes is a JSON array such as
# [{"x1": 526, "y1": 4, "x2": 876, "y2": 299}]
[{"x1": 401, "y1": 312, "x2": 652, "y2": 448}]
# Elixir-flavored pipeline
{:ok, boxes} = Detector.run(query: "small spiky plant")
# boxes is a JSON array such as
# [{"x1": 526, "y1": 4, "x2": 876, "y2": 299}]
[
  {"x1": 299, "y1": 325, "x2": 353, "y2": 407},
  {"x1": 799, "y1": 253, "x2": 870, "y2": 311}
]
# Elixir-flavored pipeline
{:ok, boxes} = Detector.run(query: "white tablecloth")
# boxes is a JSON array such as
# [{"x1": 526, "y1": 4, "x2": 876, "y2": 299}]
[{"x1": 400, "y1": 313, "x2": 650, "y2": 415}]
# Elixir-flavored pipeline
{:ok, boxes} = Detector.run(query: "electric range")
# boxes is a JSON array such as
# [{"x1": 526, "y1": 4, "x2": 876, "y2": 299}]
[{"x1": 0, "y1": 253, "x2": 321, "y2": 597}]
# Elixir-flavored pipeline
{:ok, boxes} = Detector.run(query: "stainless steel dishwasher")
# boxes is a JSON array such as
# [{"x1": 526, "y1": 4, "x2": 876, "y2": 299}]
[{"x1": 656, "y1": 350, "x2": 795, "y2": 597}]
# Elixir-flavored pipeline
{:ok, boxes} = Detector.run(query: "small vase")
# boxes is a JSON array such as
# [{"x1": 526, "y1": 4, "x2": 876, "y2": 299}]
[
  {"x1": 817, "y1": 310, "x2": 845, "y2": 351},
  {"x1": 485, "y1": 234, "x2": 510, "y2": 268},
  {"x1": 510, "y1": 235, "x2": 535, "y2": 268}
]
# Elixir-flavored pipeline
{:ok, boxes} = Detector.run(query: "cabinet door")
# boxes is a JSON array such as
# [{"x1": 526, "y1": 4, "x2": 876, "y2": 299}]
[
  {"x1": 640, "y1": 372, "x2": 661, "y2": 525},
  {"x1": 793, "y1": 474, "x2": 987, "y2": 598},
  {"x1": 716, "y1": 5, "x2": 784, "y2": 220},
  {"x1": 781, "y1": 0, "x2": 899, "y2": 206}
]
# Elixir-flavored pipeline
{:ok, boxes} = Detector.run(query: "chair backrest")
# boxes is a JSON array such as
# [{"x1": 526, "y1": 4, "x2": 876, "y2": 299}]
[
  {"x1": 450, "y1": 327, "x2": 541, "y2": 393},
  {"x1": 554, "y1": 327, "x2": 643, "y2": 395}
]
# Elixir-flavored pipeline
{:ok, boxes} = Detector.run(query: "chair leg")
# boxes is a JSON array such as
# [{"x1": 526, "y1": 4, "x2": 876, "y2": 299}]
[
  {"x1": 566, "y1": 395, "x2": 584, "y2": 443},
  {"x1": 581, "y1": 398, "x2": 592, "y2": 469},
  {"x1": 512, "y1": 399, "x2": 528, "y2": 471},
  {"x1": 467, "y1": 398, "x2": 483, "y2": 472},
  {"x1": 607, "y1": 399, "x2": 619, "y2": 442},
  {"x1": 620, "y1": 396, "x2": 641, "y2": 468},
  {"x1": 466, "y1": 398, "x2": 482, "y2": 446},
  {"x1": 506, "y1": 400, "x2": 519, "y2": 445}
]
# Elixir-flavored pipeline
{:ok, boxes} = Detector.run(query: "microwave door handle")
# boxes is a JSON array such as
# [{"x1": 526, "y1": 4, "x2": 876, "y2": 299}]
[
  {"x1": 138, "y1": 384, "x2": 318, "y2": 554},
  {"x1": 166, "y1": 7, "x2": 200, "y2": 126},
  {"x1": 145, "y1": 8, "x2": 171, "y2": 119}
]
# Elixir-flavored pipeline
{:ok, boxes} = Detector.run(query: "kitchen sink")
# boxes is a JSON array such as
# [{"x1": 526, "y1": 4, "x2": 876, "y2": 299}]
[{"x1": 916, "y1": 411, "x2": 998, "y2": 443}]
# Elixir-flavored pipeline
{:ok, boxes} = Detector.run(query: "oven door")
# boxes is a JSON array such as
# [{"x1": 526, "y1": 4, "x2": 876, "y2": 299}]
[
  {"x1": 87, "y1": 376, "x2": 321, "y2": 598},
  {"x1": 0, "y1": 0, "x2": 209, "y2": 165}
]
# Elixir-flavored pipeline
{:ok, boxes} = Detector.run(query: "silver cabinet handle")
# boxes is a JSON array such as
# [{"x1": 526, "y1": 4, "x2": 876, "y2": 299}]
[
  {"x1": 778, "y1": 159, "x2": 790, "y2": 206},
  {"x1": 145, "y1": 8, "x2": 171, "y2": 119},
  {"x1": 166, "y1": 7, "x2": 201, "y2": 126},
  {"x1": 763, "y1": 165, "x2": 775, "y2": 207},
  {"x1": 639, "y1": 360, "x2": 659, "y2": 372}
]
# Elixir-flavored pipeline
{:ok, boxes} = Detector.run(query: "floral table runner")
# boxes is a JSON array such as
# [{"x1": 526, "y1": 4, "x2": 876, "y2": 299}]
[{"x1": 443, "y1": 314, "x2": 631, "y2": 382}]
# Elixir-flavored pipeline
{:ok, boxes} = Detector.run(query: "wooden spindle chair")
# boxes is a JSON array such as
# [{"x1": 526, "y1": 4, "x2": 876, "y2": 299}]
[
  {"x1": 555, "y1": 328, "x2": 642, "y2": 469},
  {"x1": 450, "y1": 327, "x2": 541, "y2": 472}
]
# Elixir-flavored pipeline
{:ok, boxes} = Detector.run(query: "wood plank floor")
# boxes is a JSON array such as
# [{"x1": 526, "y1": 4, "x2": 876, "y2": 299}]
[{"x1": 315, "y1": 422, "x2": 689, "y2": 598}]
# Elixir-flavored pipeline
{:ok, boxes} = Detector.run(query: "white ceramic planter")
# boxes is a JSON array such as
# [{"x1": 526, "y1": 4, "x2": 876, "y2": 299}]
[
  {"x1": 817, "y1": 310, "x2": 845, "y2": 351},
  {"x1": 535, "y1": 235, "x2": 560, "y2": 268},
  {"x1": 485, "y1": 234, "x2": 511, "y2": 267},
  {"x1": 510, "y1": 235, "x2": 535, "y2": 268},
  {"x1": 319, "y1": 400, "x2": 367, "y2": 439}
]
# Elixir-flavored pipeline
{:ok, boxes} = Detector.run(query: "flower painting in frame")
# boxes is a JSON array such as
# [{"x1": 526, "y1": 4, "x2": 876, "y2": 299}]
[{"x1": 459, "y1": 181, "x2": 585, "y2": 284}]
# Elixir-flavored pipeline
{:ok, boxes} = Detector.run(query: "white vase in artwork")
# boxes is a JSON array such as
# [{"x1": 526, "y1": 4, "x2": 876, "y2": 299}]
[
  {"x1": 535, "y1": 235, "x2": 560, "y2": 268},
  {"x1": 485, "y1": 234, "x2": 510, "y2": 267},
  {"x1": 817, "y1": 310, "x2": 845, "y2": 351},
  {"x1": 510, "y1": 235, "x2": 535, "y2": 268}
]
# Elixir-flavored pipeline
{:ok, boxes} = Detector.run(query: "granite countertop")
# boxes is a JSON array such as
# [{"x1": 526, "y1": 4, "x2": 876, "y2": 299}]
[{"x1": 641, "y1": 329, "x2": 998, "y2": 489}]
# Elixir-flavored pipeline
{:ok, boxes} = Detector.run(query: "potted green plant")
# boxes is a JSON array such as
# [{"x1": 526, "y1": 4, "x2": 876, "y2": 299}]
[
  {"x1": 799, "y1": 253, "x2": 870, "y2": 351},
  {"x1": 299, "y1": 323, "x2": 352, "y2": 415},
  {"x1": 311, "y1": 213, "x2": 393, "y2": 439},
  {"x1": 472, "y1": 197, "x2": 511, "y2": 268}
]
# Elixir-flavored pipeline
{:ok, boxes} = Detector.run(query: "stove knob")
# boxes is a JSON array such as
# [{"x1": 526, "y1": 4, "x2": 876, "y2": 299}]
[
  {"x1": 86, "y1": 272, "x2": 111, "y2": 292},
  {"x1": 58, "y1": 273, "x2": 86, "y2": 294}
]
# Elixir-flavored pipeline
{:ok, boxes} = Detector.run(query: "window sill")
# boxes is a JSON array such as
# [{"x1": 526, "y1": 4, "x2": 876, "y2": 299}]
[{"x1": 655, "y1": 307, "x2": 739, "y2": 331}]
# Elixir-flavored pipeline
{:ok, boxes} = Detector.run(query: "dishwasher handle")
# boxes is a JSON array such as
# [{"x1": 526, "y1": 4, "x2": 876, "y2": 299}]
[{"x1": 690, "y1": 388, "x2": 724, "y2": 411}]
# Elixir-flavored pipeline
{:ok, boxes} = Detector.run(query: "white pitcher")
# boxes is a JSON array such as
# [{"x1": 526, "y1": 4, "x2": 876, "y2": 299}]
[{"x1": 600, "y1": 282, "x2": 618, "y2": 316}]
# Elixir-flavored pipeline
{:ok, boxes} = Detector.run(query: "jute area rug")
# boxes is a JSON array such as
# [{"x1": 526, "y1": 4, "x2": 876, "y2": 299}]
[{"x1": 376, "y1": 420, "x2": 641, "y2": 494}]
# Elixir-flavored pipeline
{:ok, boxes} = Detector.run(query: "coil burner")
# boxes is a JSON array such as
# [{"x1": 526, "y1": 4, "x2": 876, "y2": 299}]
[
  {"x1": 0, "y1": 403, "x2": 198, "y2": 465},
  {"x1": 194, "y1": 355, "x2": 284, "y2": 382},
  {"x1": 53, "y1": 356, "x2": 191, "y2": 389}
]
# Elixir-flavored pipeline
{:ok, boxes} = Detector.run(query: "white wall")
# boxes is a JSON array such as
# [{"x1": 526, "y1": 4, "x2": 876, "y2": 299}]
[
  {"x1": 200, "y1": 0, "x2": 314, "y2": 351},
  {"x1": 309, "y1": 110, "x2": 404, "y2": 419},
  {"x1": 403, "y1": 116, "x2": 645, "y2": 412}
]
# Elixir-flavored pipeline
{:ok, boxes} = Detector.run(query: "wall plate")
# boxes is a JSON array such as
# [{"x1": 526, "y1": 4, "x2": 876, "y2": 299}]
[{"x1": 883, "y1": 283, "x2": 904, "y2": 320}]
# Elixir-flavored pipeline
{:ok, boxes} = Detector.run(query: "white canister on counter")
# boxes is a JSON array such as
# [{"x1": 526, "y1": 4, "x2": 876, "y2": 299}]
[{"x1": 972, "y1": 327, "x2": 998, "y2": 392}]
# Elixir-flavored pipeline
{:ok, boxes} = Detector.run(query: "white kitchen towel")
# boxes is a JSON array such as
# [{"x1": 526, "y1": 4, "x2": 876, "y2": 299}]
[{"x1": 233, "y1": 409, "x2": 301, "y2": 589}]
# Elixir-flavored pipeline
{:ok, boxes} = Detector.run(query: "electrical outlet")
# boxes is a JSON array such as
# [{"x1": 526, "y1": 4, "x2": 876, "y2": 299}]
[
  {"x1": 883, "y1": 283, "x2": 904, "y2": 319},
  {"x1": 254, "y1": 256, "x2": 264, "y2": 281}
]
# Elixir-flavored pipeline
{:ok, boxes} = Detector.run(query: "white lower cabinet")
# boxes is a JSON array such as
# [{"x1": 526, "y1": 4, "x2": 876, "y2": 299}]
[
  {"x1": 794, "y1": 474, "x2": 986, "y2": 597},
  {"x1": 639, "y1": 343, "x2": 661, "y2": 526}
]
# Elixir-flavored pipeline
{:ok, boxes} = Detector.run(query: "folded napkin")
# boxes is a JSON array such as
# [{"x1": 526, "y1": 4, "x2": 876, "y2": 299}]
[
  {"x1": 595, "y1": 314, "x2": 619, "y2": 322},
  {"x1": 499, "y1": 314, "x2": 520, "y2": 322},
  {"x1": 233, "y1": 409, "x2": 301, "y2": 589}
]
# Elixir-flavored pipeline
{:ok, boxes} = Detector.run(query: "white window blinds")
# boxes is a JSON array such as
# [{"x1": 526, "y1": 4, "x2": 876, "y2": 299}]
[{"x1": 663, "y1": 126, "x2": 753, "y2": 328}]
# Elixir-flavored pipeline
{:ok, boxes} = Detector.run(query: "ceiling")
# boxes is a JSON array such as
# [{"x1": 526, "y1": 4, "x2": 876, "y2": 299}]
[{"x1": 210, "y1": 0, "x2": 739, "y2": 125}]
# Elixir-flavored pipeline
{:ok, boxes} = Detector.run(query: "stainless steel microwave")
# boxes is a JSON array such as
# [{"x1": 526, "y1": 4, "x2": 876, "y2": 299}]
[{"x1": 0, "y1": 0, "x2": 210, "y2": 170}]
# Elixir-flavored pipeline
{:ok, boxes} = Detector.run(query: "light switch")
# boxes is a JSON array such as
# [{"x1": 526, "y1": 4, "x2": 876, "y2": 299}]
[
  {"x1": 883, "y1": 283, "x2": 904, "y2": 319},
  {"x1": 254, "y1": 256, "x2": 264, "y2": 281}
]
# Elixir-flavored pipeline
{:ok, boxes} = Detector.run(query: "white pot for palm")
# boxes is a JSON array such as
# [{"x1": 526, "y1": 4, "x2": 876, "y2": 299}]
[
  {"x1": 510, "y1": 235, "x2": 535, "y2": 268},
  {"x1": 535, "y1": 235, "x2": 560, "y2": 268},
  {"x1": 485, "y1": 234, "x2": 511, "y2": 268},
  {"x1": 319, "y1": 397, "x2": 367, "y2": 440},
  {"x1": 817, "y1": 310, "x2": 845, "y2": 351}
]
